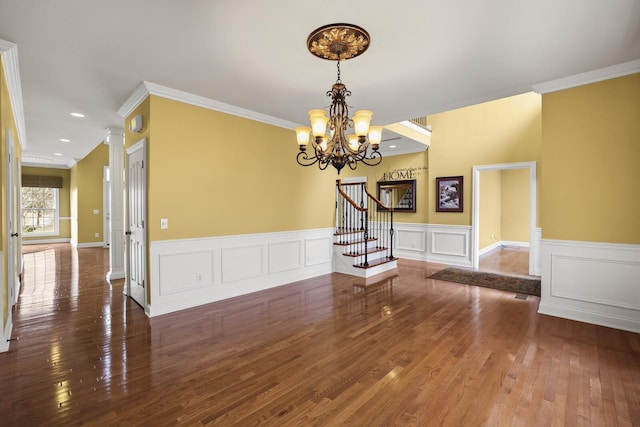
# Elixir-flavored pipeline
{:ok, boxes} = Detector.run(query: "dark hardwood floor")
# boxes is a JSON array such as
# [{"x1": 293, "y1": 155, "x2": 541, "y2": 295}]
[{"x1": 1, "y1": 244, "x2": 639, "y2": 426}]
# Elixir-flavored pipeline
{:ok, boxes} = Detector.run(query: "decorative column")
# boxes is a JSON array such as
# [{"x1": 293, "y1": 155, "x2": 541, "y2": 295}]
[{"x1": 105, "y1": 127, "x2": 126, "y2": 281}]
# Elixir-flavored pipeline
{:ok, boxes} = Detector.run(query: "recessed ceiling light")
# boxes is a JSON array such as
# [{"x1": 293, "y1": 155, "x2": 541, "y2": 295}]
[
  {"x1": 59, "y1": 138, "x2": 71, "y2": 142},
  {"x1": 389, "y1": 145, "x2": 397, "y2": 148},
  {"x1": 70, "y1": 112, "x2": 85, "y2": 118},
  {"x1": 54, "y1": 153, "x2": 63, "y2": 156}
]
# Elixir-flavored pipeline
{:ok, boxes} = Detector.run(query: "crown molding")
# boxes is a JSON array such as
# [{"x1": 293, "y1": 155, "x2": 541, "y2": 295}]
[
  {"x1": 116, "y1": 81, "x2": 149, "y2": 118},
  {"x1": 0, "y1": 39, "x2": 27, "y2": 149},
  {"x1": 117, "y1": 81, "x2": 300, "y2": 130},
  {"x1": 532, "y1": 59, "x2": 640, "y2": 94}
]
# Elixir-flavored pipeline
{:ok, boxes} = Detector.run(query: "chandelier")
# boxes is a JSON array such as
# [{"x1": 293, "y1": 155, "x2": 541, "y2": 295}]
[{"x1": 295, "y1": 24, "x2": 383, "y2": 174}]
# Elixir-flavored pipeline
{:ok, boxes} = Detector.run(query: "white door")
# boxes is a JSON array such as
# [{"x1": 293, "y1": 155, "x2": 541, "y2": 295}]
[{"x1": 126, "y1": 142, "x2": 146, "y2": 309}]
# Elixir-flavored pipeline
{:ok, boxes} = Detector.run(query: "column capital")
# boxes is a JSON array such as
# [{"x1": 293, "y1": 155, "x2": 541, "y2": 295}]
[{"x1": 105, "y1": 127, "x2": 125, "y2": 144}]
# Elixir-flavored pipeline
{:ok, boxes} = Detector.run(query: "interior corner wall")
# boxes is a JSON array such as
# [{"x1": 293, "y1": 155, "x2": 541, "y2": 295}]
[
  {"x1": 500, "y1": 168, "x2": 530, "y2": 243},
  {"x1": 479, "y1": 170, "x2": 501, "y2": 250},
  {"x1": 75, "y1": 142, "x2": 109, "y2": 246},
  {"x1": 427, "y1": 92, "x2": 542, "y2": 226},
  {"x1": 21, "y1": 166, "x2": 72, "y2": 243}
]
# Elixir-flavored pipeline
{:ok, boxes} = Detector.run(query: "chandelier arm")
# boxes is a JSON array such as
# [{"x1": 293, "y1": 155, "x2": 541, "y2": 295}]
[
  {"x1": 358, "y1": 151, "x2": 383, "y2": 166},
  {"x1": 296, "y1": 151, "x2": 320, "y2": 167}
]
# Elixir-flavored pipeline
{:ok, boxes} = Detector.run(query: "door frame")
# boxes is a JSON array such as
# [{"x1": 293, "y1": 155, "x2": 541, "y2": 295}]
[
  {"x1": 125, "y1": 139, "x2": 147, "y2": 311},
  {"x1": 471, "y1": 161, "x2": 537, "y2": 275},
  {"x1": 5, "y1": 128, "x2": 18, "y2": 307},
  {"x1": 103, "y1": 165, "x2": 110, "y2": 247}
]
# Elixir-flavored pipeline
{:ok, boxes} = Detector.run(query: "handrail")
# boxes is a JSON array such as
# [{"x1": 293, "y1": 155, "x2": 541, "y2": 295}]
[
  {"x1": 363, "y1": 185, "x2": 392, "y2": 212},
  {"x1": 335, "y1": 179, "x2": 396, "y2": 267},
  {"x1": 335, "y1": 180, "x2": 367, "y2": 212}
]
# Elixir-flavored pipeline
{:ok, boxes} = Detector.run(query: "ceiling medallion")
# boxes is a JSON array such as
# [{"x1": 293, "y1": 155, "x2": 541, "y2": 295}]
[
  {"x1": 295, "y1": 24, "x2": 381, "y2": 174},
  {"x1": 307, "y1": 23, "x2": 370, "y2": 61}
]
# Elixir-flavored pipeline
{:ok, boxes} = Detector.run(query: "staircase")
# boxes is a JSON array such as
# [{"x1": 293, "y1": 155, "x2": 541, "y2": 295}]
[{"x1": 333, "y1": 180, "x2": 398, "y2": 278}]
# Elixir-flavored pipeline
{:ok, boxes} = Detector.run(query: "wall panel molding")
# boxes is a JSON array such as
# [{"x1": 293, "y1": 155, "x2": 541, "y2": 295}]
[
  {"x1": 148, "y1": 228, "x2": 333, "y2": 317},
  {"x1": 539, "y1": 239, "x2": 640, "y2": 333},
  {"x1": 391, "y1": 223, "x2": 472, "y2": 267}
]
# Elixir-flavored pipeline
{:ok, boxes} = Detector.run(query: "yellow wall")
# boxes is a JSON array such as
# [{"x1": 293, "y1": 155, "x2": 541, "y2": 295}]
[
  {"x1": 477, "y1": 168, "x2": 530, "y2": 250},
  {"x1": 427, "y1": 92, "x2": 542, "y2": 226},
  {"x1": 131, "y1": 95, "x2": 337, "y2": 242},
  {"x1": 479, "y1": 170, "x2": 501, "y2": 249},
  {"x1": 501, "y1": 168, "x2": 529, "y2": 242},
  {"x1": 541, "y1": 73, "x2": 640, "y2": 244},
  {"x1": 21, "y1": 167, "x2": 71, "y2": 242},
  {"x1": 74, "y1": 143, "x2": 109, "y2": 244}
]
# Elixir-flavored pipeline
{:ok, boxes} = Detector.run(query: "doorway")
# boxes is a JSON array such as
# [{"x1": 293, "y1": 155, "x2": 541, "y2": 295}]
[{"x1": 471, "y1": 162, "x2": 537, "y2": 276}]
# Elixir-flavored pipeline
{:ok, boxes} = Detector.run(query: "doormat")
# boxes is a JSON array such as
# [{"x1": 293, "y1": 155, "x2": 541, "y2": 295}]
[{"x1": 428, "y1": 267, "x2": 541, "y2": 297}]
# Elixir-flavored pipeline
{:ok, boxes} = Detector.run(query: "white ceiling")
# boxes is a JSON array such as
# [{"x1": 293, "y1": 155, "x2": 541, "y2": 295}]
[{"x1": 1, "y1": 0, "x2": 639, "y2": 168}]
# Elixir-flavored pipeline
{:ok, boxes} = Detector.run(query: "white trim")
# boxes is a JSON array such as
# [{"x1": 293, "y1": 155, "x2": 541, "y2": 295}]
[
  {"x1": 389, "y1": 223, "x2": 472, "y2": 267},
  {"x1": 538, "y1": 239, "x2": 640, "y2": 333},
  {"x1": 23, "y1": 238, "x2": 70, "y2": 245},
  {"x1": 0, "y1": 319, "x2": 11, "y2": 353},
  {"x1": 148, "y1": 228, "x2": 334, "y2": 317},
  {"x1": 532, "y1": 59, "x2": 640, "y2": 94},
  {"x1": 0, "y1": 252, "x2": 9, "y2": 353},
  {"x1": 0, "y1": 39, "x2": 27, "y2": 149},
  {"x1": 472, "y1": 162, "x2": 538, "y2": 276},
  {"x1": 118, "y1": 81, "x2": 300, "y2": 130},
  {"x1": 76, "y1": 242, "x2": 107, "y2": 249}
]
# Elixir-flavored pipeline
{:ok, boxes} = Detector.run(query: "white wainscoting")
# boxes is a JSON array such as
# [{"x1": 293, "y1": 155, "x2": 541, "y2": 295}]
[
  {"x1": 538, "y1": 239, "x2": 640, "y2": 333},
  {"x1": 393, "y1": 223, "x2": 472, "y2": 267},
  {"x1": 0, "y1": 254, "x2": 9, "y2": 353},
  {"x1": 148, "y1": 228, "x2": 333, "y2": 317}
]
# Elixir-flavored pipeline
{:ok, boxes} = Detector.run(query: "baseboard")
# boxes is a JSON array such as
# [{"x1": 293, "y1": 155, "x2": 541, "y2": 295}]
[
  {"x1": 538, "y1": 301, "x2": 640, "y2": 334},
  {"x1": 76, "y1": 242, "x2": 108, "y2": 249},
  {"x1": 479, "y1": 242, "x2": 501, "y2": 257},
  {"x1": 23, "y1": 238, "x2": 70, "y2": 245},
  {"x1": 1, "y1": 317, "x2": 12, "y2": 353},
  {"x1": 539, "y1": 239, "x2": 640, "y2": 333}
]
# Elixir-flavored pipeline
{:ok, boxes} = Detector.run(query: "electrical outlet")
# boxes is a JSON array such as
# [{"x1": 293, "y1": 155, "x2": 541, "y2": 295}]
[
  {"x1": 160, "y1": 218, "x2": 168, "y2": 229},
  {"x1": 93, "y1": 209, "x2": 99, "y2": 215},
  {"x1": 195, "y1": 274, "x2": 203, "y2": 283},
  {"x1": 95, "y1": 232, "x2": 99, "y2": 238}
]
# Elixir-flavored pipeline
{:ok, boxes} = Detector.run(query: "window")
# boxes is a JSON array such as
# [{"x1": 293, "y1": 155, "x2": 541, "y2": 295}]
[{"x1": 21, "y1": 187, "x2": 59, "y2": 236}]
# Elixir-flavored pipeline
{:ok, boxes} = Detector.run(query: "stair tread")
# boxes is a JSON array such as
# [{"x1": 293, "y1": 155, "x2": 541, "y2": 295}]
[
  {"x1": 342, "y1": 247, "x2": 388, "y2": 257},
  {"x1": 353, "y1": 257, "x2": 398, "y2": 269},
  {"x1": 334, "y1": 229, "x2": 365, "y2": 236},
  {"x1": 333, "y1": 238, "x2": 377, "y2": 246}
]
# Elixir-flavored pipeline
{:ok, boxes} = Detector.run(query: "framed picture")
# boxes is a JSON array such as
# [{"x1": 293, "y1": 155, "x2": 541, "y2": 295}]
[
  {"x1": 377, "y1": 179, "x2": 416, "y2": 212},
  {"x1": 436, "y1": 176, "x2": 463, "y2": 212}
]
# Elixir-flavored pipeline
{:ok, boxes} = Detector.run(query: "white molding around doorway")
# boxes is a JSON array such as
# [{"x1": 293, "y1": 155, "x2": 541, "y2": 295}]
[{"x1": 471, "y1": 161, "x2": 539, "y2": 276}]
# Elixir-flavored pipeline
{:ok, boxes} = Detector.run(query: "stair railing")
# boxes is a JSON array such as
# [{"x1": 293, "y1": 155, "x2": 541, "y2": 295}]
[{"x1": 336, "y1": 180, "x2": 395, "y2": 267}]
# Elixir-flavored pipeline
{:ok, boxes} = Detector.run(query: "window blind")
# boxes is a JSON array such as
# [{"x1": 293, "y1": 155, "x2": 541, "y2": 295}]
[{"x1": 22, "y1": 175, "x2": 63, "y2": 188}]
